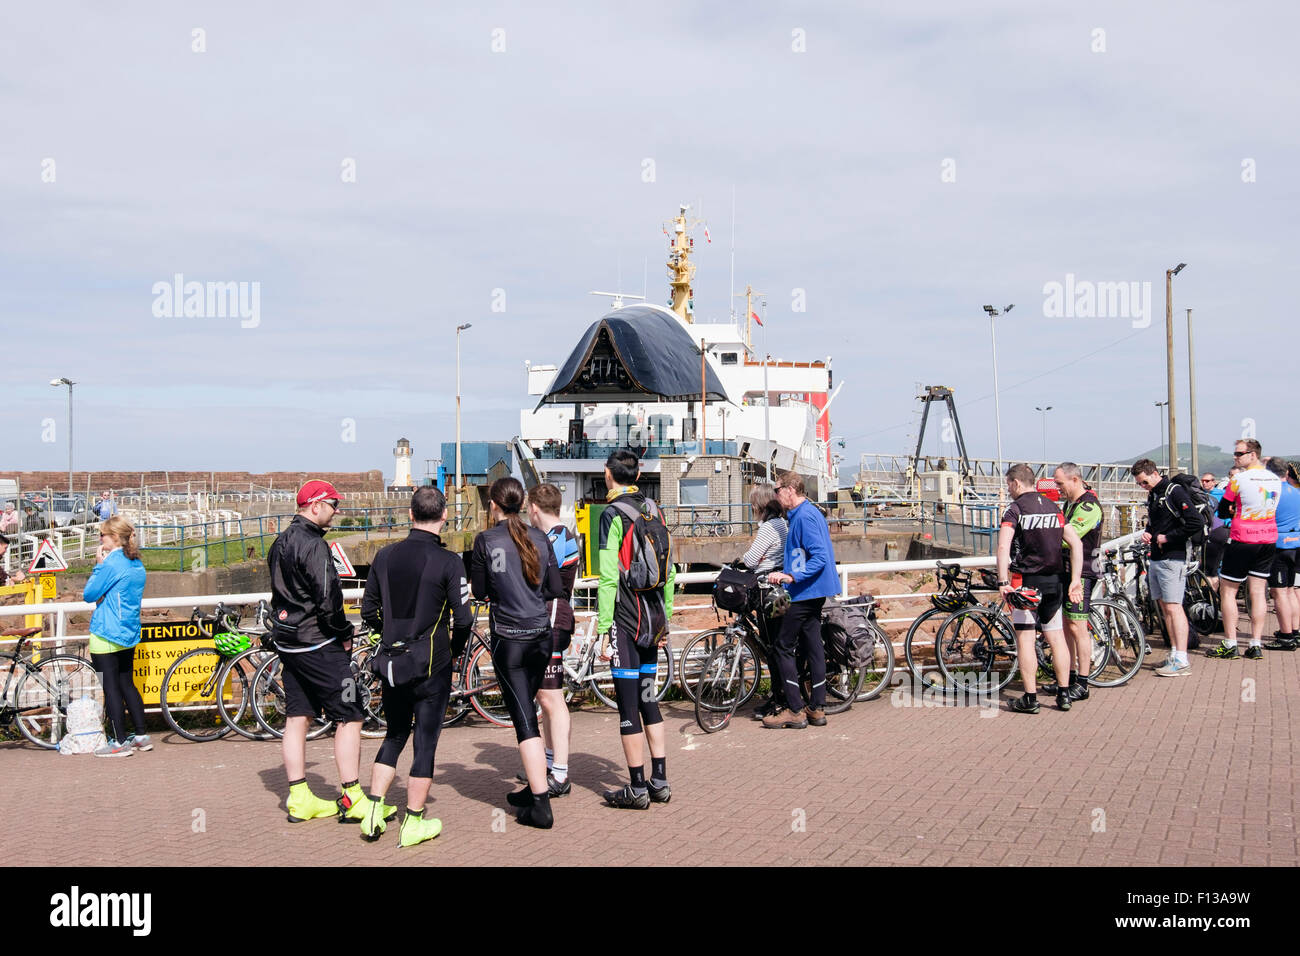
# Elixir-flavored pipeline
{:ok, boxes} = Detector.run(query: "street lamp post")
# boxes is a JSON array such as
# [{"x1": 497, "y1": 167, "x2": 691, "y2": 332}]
[
  {"x1": 1035, "y1": 405, "x2": 1053, "y2": 464},
  {"x1": 984, "y1": 304, "x2": 1014, "y2": 504},
  {"x1": 455, "y1": 324, "x2": 472, "y2": 513},
  {"x1": 1187, "y1": 307, "x2": 1199, "y2": 477},
  {"x1": 1164, "y1": 263, "x2": 1186, "y2": 474},
  {"x1": 1154, "y1": 401, "x2": 1168, "y2": 469},
  {"x1": 49, "y1": 377, "x2": 75, "y2": 493}
]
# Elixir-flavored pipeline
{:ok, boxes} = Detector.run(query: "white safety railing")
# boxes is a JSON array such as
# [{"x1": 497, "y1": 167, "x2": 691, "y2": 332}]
[{"x1": 1, "y1": 530, "x2": 1145, "y2": 650}]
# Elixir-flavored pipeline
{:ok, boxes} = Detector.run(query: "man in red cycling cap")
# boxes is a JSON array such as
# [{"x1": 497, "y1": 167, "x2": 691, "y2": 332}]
[{"x1": 268, "y1": 480, "x2": 389, "y2": 826}]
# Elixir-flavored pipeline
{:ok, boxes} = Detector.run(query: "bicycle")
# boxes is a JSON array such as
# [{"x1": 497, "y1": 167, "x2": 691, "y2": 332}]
[
  {"x1": 160, "y1": 602, "x2": 281, "y2": 742},
  {"x1": 454, "y1": 614, "x2": 673, "y2": 727},
  {"x1": 902, "y1": 562, "x2": 995, "y2": 690},
  {"x1": 0, "y1": 626, "x2": 101, "y2": 749},
  {"x1": 1030, "y1": 595, "x2": 1145, "y2": 688},
  {"x1": 930, "y1": 584, "x2": 1043, "y2": 693},
  {"x1": 249, "y1": 626, "x2": 381, "y2": 741},
  {"x1": 693, "y1": 585, "x2": 877, "y2": 733},
  {"x1": 690, "y1": 508, "x2": 728, "y2": 538}
]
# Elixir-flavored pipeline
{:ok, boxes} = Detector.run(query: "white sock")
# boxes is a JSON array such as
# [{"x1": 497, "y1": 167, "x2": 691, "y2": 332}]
[
  {"x1": 551, "y1": 763, "x2": 568, "y2": 783},
  {"x1": 1222, "y1": 637, "x2": 1238, "y2": 647}
]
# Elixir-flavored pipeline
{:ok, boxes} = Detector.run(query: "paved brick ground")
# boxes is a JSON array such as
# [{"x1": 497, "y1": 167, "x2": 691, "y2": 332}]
[{"x1": 7, "y1": 643, "x2": 1297, "y2": 867}]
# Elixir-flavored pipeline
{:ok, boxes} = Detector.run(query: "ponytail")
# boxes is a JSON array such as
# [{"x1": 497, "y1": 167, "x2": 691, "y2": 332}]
[
  {"x1": 489, "y1": 477, "x2": 540, "y2": 588},
  {"x1": 505, "y1": 513, "x2": 541, "y2": 588},
  {"x1": 100, "y1": 515, "x2": 141, "y2": 561}
]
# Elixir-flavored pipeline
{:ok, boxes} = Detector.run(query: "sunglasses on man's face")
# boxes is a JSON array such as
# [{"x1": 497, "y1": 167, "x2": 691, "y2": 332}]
[{"x1": 1233, "y1": 451, "x2": 1248, "y2": 458}]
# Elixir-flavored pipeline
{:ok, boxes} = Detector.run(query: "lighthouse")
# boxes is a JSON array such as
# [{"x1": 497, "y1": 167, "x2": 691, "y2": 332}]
[{"x1": 393, "y1": 437, "x2": 413, "y2": 487}]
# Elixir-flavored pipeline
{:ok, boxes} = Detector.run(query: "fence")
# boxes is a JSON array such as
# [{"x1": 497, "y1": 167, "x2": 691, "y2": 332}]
[
  {"x1": 1, "y1": 532, "x2": 1145, "y2": 667},
  {"x1": 0, "y1": 507, "x2": 414, "y2": 575}
]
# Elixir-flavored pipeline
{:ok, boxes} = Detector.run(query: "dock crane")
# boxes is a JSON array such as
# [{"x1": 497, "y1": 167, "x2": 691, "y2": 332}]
[{"x1": 906, "y1": 385, "x2": 976, "y2": 502}]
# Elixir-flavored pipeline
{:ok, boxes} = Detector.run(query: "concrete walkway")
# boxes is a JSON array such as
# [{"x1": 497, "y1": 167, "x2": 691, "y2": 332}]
[{"x1": 7, "y1": 639, "x2": 1296, "y2": 867}]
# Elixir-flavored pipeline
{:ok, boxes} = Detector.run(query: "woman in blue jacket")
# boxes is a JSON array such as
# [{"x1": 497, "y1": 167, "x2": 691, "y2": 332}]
[{"x1": 83, "y1": 516, "x2": 149, "y2": 757}]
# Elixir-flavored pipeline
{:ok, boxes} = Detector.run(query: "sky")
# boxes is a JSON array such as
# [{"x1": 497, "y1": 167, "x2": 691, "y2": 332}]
[{"x1": 3, "y1": 0, "x2": 1298, "y2": 483}]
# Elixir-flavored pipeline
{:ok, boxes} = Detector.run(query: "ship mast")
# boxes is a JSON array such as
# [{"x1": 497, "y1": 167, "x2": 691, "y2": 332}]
[{"x1": 666, "y1": 204, "x2": 705, "y2": 323}]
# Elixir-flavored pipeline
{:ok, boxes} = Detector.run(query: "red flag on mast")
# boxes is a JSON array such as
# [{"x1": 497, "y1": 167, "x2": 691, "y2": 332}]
[{"x1": 750, "y1": 310, "x2": 763, "y2": 326}]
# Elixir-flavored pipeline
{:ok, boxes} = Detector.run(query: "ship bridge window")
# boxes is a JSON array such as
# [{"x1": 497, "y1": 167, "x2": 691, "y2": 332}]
[{"x1": 719, "y1": 352, "x2": 738, "y2": 366}]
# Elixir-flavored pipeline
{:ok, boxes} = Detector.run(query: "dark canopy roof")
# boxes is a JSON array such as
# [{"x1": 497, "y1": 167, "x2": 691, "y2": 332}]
[{"x1": 535, "y1": 306, "x2": 729, "y2": 408}]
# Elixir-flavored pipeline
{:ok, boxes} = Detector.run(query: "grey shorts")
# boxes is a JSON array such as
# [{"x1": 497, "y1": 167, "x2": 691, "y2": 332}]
[{"x1": 1147, "y1": 557, "x2": 1189, "y2": 604}]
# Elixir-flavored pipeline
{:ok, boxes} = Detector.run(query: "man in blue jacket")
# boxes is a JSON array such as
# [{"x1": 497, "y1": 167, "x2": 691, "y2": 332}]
[{"x1": 764, "y1": 472, "x2": 840, "y2": 729}]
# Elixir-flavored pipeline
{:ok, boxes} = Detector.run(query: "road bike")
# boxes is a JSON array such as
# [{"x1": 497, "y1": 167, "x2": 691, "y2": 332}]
[
  {"x1": 160, "y1": 602, "x2": 280, "y2": 742},
  {"x1": 903, "y1": 562, "x2": 997, "y2": 690},
  {"x1": 0, "y1": 626, "x2": 101, "y2": 749},
  {"x1": 249, "y1": 625, "x2": 384, "y2": 741},
  {"x1": 693, "y1": 586, "x2": 884, "y2": 733},
  {"x1": 452, "y1": 614, "x2": 673, "y2": 727}
]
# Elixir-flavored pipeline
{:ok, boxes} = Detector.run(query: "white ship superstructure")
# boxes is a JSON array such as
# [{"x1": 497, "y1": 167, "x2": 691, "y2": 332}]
[{"x1": 519, "y1": 205, "x2": 839, "y2": 506}]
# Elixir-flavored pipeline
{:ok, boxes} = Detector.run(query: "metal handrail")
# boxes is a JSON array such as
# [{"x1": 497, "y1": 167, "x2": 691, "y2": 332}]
[{"x1": 0, "y1": 529, "x2": 1146, "y2": 647}]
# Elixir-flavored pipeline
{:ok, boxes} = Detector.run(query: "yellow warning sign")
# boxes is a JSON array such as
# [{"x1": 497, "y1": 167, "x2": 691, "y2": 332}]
[
  {"x1": 133, "y1": 622, "x2": 209, "y2": 707},
  {"x1": 40, "y1": 574, "x2": 56, "y2": 600}
]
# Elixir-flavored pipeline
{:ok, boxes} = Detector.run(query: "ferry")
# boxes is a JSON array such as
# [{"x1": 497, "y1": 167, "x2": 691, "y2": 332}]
[{"x1": 518, "y1": 204, "x2": 843, "y2": 519}]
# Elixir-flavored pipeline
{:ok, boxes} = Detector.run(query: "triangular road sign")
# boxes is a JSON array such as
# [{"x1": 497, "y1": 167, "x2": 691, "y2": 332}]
[
  {"x1": 28, "y1": 538, "x2": 69, "y2": 573},
  {"x1": 329, "y1": 540, "x2": 356, "y2": 578}
]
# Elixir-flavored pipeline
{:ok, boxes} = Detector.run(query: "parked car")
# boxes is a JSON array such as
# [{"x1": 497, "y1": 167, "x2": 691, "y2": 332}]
[{"x1": 47, "y1": 494, "x2": 90, "y2": 528}]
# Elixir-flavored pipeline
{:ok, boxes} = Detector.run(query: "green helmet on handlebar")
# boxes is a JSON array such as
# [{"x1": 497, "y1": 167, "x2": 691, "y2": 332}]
[{"x1": 213, "y1": 630, "x2": 251, "y2": 656}]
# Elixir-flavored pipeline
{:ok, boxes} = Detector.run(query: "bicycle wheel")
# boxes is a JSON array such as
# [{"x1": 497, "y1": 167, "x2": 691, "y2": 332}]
[
  {"x1": 1136, "y1": 573, "x2": 1168, "y2": 646},
  {"x1": 161, "y1": 648, "x2": 232, "y2": 742},
  {"x1": 249, "y1": 655, "x2": 334, "y2": 740},
  {"x1": 350, "y1": 649, "x2": 387, "y2": 739},
  {"x1": 694, "y1": 640, "x2": 753, "y2": 733},
  {"x1": 819, "y1": 656, "x2": 864, "y2": 715},
  {"x1": 14, "y1": 655, "x2": 103, "y2": 750},
  {"x1": 589, "y1": 640, "x2": 675, "y2": 709},
  {"x1": 1086, "y1": 598, "x2": 1146, "y2": 687},
  {"x1": 444, "y1": 659, "x2": 471, "y2": 726},
  {"x1": 854, "y1": 620, "x2": 895, "y2": 701},
  {"x1": 935, "y1": 606, "x2": 1018, "y2": 693},
  {"x1": 217, "y1": 650, "x2": 268, "y2": 740},
  {"x1": 1183, "y1": 570, "x2": 1219, "y2": 639},
  {"x1": 903, "y1": 606, "x2": 950, "y2": 689},
  {"x1": 676, "y1": 627, "x2": 733, "y2": 702},
  {"x1": 465, "y1": 642, "x2": 513, "y2": 727}
]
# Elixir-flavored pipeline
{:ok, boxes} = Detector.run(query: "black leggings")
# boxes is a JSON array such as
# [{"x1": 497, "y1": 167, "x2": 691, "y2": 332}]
[
  {"x1": 773, "y1": 597, "x2": 826, "y2": 712},
  {"x1": 375, "y1": 660, "x2": 452, "y2": 779},
  {"x1": 491, "y1": 635, "x2": 549, "y2": 744},
  {"x1": 611, "y1": 640, "x2": 663, "y2": 737},
  {"x1": 91, "y1": 646, "x2": 146, "y2": 742}
]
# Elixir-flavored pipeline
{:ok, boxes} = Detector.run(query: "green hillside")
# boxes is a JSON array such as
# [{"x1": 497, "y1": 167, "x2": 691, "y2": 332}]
[{"x1": 1119, "y1": 442, "x2": 1300, "y2": 475}]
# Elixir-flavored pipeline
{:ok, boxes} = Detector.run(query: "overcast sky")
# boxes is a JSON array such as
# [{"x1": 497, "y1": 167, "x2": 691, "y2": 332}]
[{"x1": 3, "y1": 0, "x2": 1297, "y2": 483}]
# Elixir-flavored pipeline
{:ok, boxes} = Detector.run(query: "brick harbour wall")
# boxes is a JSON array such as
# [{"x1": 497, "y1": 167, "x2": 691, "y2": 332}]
[{"x1": 1, "y1": 470, "x2": 385, "y2": 494}]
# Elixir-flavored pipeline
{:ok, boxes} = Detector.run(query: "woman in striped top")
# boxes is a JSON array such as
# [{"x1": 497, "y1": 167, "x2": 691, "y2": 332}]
[
  {"x1": 742, "y1": 484, "x2": 789, "y2": 720},
  {"x1": 743, "y1": 484, "x2": 788, "y2": 573}
]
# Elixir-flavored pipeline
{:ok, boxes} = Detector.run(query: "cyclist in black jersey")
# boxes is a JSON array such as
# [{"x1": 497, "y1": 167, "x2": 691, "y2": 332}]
[
  {"x1": 358, "y1": 487, "x2": 472, "y2": 847},
  {"x1": 470, "y1": 477, "x2": 563, "y2": 829},
  {"x1": 524, "y1": 483, "x2": 580, "y2": 797},
  {"x1": 997, "y1": 464, "x2": 1084, "y2": 714}
]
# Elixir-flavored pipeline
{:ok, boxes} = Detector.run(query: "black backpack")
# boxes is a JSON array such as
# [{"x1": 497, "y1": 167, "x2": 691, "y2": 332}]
[
  {"x1": 1162, "y1": 473, "x2": 1213, "y2": 543},
  {"x1": 820, "y1": 595, "x2": 878, "y2": 669}
]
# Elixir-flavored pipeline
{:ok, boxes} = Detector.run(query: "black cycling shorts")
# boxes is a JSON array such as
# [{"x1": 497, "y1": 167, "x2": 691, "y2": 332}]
[
  {"x1": 491, "y1": 634, "x2": 549, "y2": 744},
  {"x1": 1220, "y1": 541, "x2": 1276, "y2": 583},
  {"x1": 1063, "y1": 578, "x2": 1094, "y2": 621},
  {"x1": 278, "y1": 640, "x2": 364, "y2": 723},
  {"x1": 539, "y1": 626, "x2": 571, "y2": 691},
  {"x1": 1269, "y1": 548, "x2": 1298, "y2": 589},
  {"x1": 1010, "y1": 575, "x2": 1064, "y2": 632}
]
